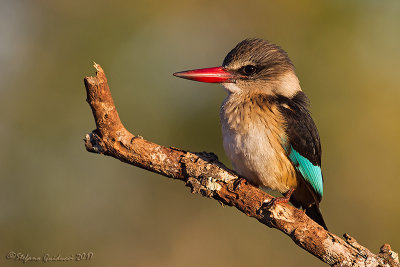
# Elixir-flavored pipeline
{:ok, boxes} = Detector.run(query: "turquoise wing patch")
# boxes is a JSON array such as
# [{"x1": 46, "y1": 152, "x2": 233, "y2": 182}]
[{"x1": 288, "y1": 146, "x2": 323, "y2": 197}]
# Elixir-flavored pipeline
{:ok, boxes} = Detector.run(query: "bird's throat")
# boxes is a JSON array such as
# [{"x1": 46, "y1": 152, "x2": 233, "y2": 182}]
[{"x1": 222, "y1": 83, "x2": 242, "y2": 94}]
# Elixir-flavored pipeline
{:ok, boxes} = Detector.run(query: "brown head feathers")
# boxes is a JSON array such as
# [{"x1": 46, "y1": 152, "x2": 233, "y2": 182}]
[{"x1": 222, "y1": 38, "x2": 294, "y2": 82}]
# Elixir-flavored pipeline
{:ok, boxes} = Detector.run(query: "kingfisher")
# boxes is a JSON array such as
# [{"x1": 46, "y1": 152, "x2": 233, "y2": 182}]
[{"x1": 173, "y1": 38, "x2": 327, "y2": 230}]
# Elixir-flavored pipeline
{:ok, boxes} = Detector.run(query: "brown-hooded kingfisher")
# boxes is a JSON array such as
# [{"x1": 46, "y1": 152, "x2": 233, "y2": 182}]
[{"x1": 174, "y1": 38, "x2": 327, "y2": 230}]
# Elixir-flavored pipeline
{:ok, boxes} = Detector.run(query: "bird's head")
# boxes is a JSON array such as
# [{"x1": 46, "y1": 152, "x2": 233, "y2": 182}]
[{"x1": 174, "y1": 38, "x2": 301, "y2": 98}]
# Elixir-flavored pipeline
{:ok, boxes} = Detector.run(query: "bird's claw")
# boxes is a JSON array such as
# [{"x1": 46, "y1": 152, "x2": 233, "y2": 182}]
[
  {"x1": 265, "y1": 188, "x2": 294, "y2": 209},
  {"x1": 233, "y1": 177, "x2": 247, "y2": 190}
]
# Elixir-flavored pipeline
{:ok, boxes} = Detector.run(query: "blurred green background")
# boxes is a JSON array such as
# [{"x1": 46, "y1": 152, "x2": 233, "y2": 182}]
[{"x1": 1, "y1": 0, "x2": 399, "y2": 266}]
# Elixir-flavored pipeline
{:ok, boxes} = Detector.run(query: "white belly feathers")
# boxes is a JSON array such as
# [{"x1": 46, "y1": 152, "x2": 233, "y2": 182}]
[{"x1": 220, "y1": 93, "x2": 297, "y2": 193}]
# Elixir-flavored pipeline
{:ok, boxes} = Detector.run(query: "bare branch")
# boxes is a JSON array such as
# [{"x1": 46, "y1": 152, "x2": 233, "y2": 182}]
[{"x1": 83, "y1": 63, "x2": 399, "y2": 267}]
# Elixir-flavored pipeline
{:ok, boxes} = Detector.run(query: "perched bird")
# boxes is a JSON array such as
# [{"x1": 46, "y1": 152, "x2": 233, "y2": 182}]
[{"x1": 174, "y1": 38, "x2": 327, "y2": 230}]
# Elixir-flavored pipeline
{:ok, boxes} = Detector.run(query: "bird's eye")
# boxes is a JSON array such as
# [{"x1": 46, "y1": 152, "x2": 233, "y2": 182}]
[{"x1": 242, "y1": 65, "x2": 257, "y2": 75}]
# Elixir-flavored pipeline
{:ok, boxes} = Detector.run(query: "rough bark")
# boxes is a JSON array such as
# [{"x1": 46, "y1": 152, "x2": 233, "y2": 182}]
[{"x1": 83, "y1": 63, "x2": 399, "y2": 267}]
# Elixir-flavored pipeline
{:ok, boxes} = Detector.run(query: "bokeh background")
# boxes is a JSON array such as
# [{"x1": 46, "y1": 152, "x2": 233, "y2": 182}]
[{"x1": 1, "y1": 0, "x2": 399, "y2": 266}]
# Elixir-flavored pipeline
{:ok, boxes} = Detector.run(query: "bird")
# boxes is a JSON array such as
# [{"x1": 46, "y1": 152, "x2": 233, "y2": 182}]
[{"x1": 173, "y1": 38, "x2": 327, "y2": 230}]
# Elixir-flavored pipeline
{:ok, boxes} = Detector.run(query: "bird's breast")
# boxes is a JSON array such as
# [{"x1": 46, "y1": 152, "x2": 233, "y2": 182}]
[{"x1": 220, "y1": 93, "x2": 297, "y2": 192}]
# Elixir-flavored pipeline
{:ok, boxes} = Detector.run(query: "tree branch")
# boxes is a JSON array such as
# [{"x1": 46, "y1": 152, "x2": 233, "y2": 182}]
[{"x1": 83, "y1": 63, "x2": 399, "y2": 267}]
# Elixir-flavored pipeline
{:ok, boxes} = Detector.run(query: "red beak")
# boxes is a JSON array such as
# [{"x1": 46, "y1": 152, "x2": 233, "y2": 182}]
[{"x1": 173, "y1": 66, "x2": 235, "y2": 83}]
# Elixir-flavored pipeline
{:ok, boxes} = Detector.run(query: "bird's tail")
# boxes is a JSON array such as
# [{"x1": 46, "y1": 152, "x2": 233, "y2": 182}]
[{"x1": 305, "y1": 204, "x2": 328, "y2": 230}]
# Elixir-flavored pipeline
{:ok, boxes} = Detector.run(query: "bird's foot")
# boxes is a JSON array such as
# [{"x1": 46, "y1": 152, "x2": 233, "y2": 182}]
[
  {"x1": 267, "y1": 188, "x2": 294, "y2": 208},
  {"x1": 233, "y1": 177, "x2": 247, "y2": 190}
]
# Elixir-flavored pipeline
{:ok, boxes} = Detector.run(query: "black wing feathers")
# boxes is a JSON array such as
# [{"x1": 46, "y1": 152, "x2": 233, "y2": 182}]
[{"x1": 275, "y1": 92, "x2": 322, "y2": 167}]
